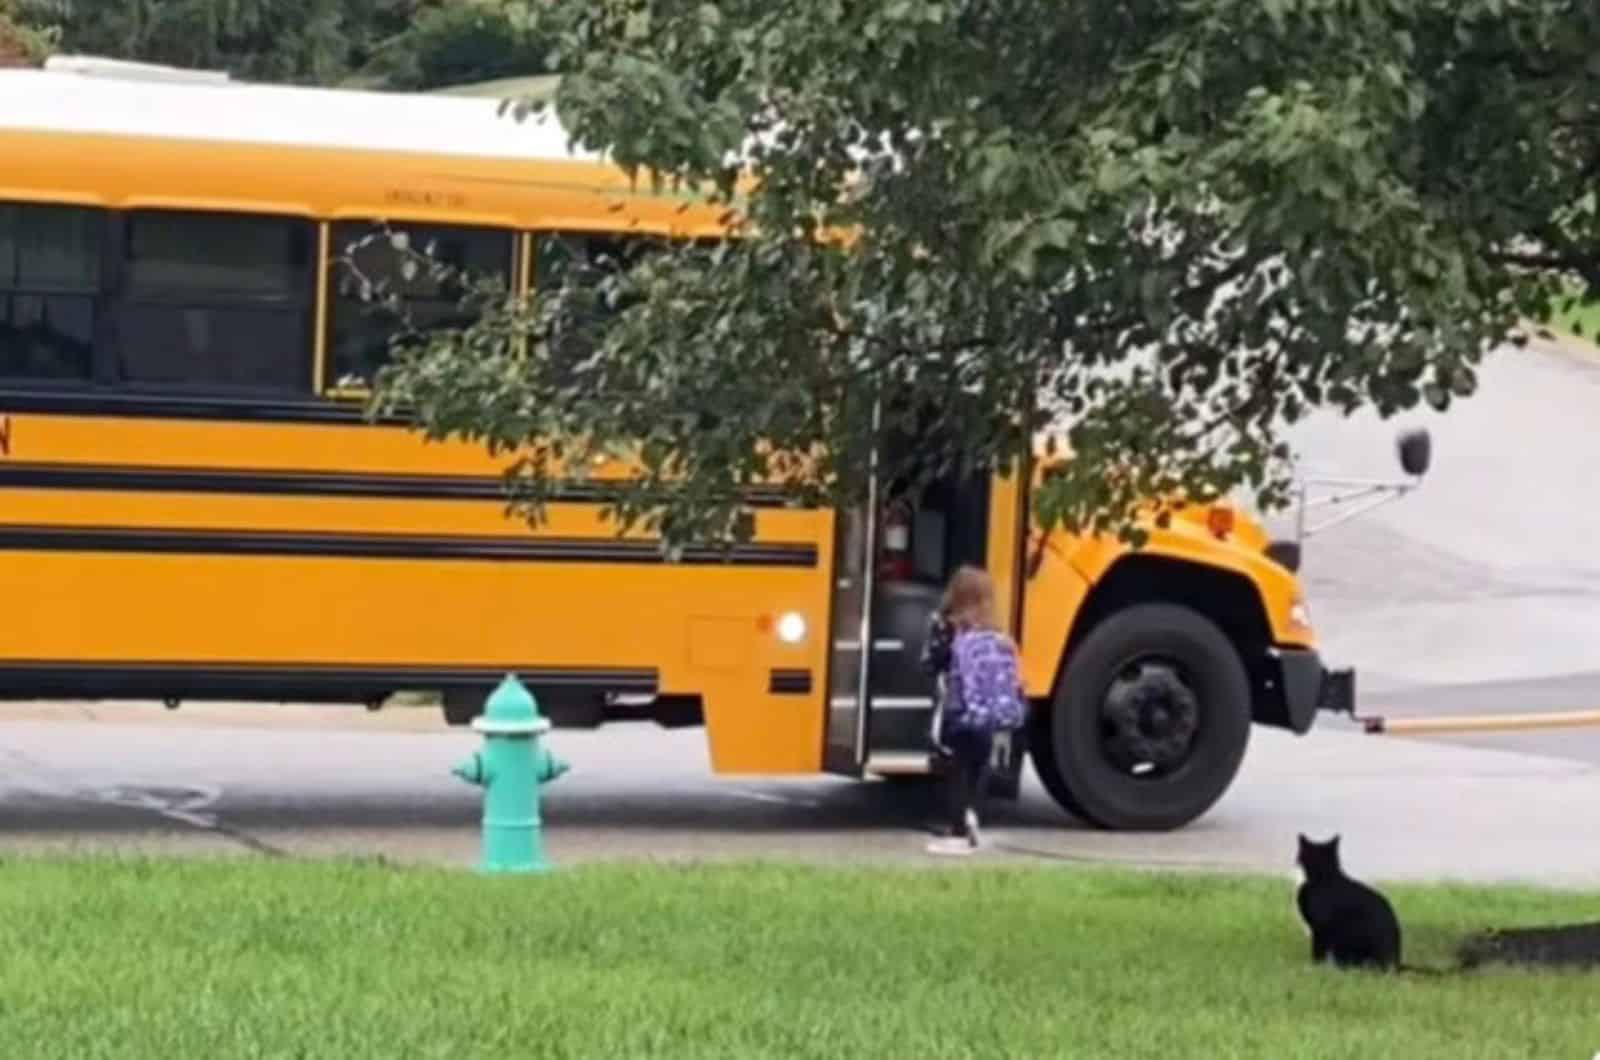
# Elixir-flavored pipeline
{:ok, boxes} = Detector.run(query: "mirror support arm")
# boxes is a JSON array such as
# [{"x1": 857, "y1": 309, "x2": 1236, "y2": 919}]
[
  {"x1": 1288, "y1": 426, "x2": 1431, "y2": 544},
  {"x1": 1291, "y1": 476, "x2": 1421, "y2": 541}
]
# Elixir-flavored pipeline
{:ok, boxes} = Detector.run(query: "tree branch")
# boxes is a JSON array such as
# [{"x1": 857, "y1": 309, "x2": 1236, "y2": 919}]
[{"x1": 1486, "y1": 249, "x2": 1599, "y2": 272}]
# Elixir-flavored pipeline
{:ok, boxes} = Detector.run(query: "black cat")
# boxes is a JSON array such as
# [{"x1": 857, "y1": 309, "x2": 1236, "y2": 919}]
[{"x1": 1295, "y1": 833, "x2": 1413, "y2": 972}]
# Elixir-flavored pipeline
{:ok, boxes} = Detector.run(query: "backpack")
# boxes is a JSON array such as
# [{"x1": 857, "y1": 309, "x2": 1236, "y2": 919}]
[{"x1": 946, "y1": 628, "x2": 1026, "y2": 733}]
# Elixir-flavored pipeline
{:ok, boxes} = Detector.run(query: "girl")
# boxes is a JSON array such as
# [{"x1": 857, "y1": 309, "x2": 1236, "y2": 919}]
[{"x1": 923, "y1": 565, "x2": 1024, "y2": 856}]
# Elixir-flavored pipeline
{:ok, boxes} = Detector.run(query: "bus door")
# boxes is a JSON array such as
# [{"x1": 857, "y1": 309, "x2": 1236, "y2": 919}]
[
  {"x1": 823, "y1": 462, "x2": 1027, "y2": 795},
  {"x1": 822, "y1": 496, "x2": 878, "y2": 775}
]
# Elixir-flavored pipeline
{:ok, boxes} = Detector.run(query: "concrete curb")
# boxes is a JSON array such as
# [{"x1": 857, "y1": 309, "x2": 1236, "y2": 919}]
[{"x1": 1518, "y1": 320, "x2": 1600, "y2": 366}]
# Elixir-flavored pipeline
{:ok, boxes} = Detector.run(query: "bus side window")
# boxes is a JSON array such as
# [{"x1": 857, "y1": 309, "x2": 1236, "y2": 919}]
[
  {"x1": 0, "y1": 202, "x2": 101, "y2": 383},
  {"x1": 532, "y1": 231, "x2": 669, "y2": 371},
  {"x1": 117, "y1": 210, "x2": 315, "y2": 392},
  {"x1": 326, "y1": 221, "x2": 512, "y2": 392},
  {"x1": 534, "y1": 231, "x2": 661, "y2": 293}
]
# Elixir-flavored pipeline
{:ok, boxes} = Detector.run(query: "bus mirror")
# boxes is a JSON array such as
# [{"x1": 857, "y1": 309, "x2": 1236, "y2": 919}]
[{"x1": 1396, "y1": 428, "x2": 1431, "y2": 478}]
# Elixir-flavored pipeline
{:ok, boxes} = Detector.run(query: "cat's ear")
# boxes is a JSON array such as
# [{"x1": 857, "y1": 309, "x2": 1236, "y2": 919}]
[{"x1": 1330, "y1": 834, "x2": 1341, "y2": 849}]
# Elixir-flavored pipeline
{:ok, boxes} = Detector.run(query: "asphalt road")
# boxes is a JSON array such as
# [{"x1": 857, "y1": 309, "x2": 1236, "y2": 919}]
[
  {"x1": 2, "y1": 700, "x2": 1599, "y2": 885},
  {"x1": 1279, "y1": 331, "x2": 1600, "y2": 696},
  {"x1": 1339, "y1": 671, "x2": 1600, "y2": 766}
]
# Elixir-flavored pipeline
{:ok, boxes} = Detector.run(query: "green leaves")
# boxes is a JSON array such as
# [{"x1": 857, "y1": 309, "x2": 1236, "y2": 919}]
[
  {"x1": 371, "y1": 0, "x2": 1600, "y2": 547},
  {"x1": 16, "y1": 0, "x2": 555, "y2": 87}
]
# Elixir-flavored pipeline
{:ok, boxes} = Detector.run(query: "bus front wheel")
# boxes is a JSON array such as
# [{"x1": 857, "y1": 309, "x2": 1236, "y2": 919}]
[{"x1": 1036, "y1": 603, "x2": 1251, "y2": 831}]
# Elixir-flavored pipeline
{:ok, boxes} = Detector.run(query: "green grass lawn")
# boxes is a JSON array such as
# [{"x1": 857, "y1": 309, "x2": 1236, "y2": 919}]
[
  {"x1": 0, "y1": 858, "x2": 1596, "y2": 1059},
  {"x1": 1544, "y1": 287, "x2": 1600, "y2": 341}
]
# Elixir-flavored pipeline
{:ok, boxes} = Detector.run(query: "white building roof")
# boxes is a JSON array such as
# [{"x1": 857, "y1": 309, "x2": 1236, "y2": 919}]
[{"x1": 0, "y1": 57, "x2": 601, "y2": 164}]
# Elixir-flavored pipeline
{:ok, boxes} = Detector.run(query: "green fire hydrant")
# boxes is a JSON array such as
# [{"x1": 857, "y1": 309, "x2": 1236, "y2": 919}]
[{"x1": 451, "y1": 674, "x2": 570, "y2": 874}]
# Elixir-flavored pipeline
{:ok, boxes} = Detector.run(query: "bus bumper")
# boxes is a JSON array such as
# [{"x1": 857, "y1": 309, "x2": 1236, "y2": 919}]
[{"x1": 1273, "y1": 647, "x2": 1355, "y2": 735}]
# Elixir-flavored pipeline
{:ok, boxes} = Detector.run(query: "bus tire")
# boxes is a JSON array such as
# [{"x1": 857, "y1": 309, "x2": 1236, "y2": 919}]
[
  {"x1": 1028, "y1": 704, "x2": 1088, "y2": 819},
  {"x1": 1039, "y1": 603, "x2": 1251, "y2": 831}
]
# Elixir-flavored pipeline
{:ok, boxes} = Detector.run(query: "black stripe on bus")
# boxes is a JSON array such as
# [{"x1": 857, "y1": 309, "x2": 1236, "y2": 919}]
[
  {"x1": 0, "y1": 462, "x2": 794, "y2": 507},
  {"x1": 0, "y1": 661, "x2": 658, "y2": 702},
  {"x1": 768, "y1": 669, "x2": 813, "y2": 696},
  {"x1": 0, "y1": 524, "x2": 819, "y2": 567},
  {"x1": 0, "y1": 387, "x2": 394, "y2": 426}
]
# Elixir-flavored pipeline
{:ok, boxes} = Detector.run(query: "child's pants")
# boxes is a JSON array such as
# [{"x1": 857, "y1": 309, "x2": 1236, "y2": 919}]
[{"x1": 942, "y1": 727, "x2": 995, "y2": 836}]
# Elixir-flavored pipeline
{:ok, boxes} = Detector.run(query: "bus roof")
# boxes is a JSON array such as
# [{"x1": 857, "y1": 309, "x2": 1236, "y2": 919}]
[{"x1": 0, "y1": 62, "x2": 602, "y2": 165}]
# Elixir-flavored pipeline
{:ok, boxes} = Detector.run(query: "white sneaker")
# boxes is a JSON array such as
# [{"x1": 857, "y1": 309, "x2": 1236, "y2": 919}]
[
  {"x1": 926, "y1": 836, "x2": 974, "y2": 857},
  {"x1": 964, "y1": 809, "x2": 981, "y2": 849}
]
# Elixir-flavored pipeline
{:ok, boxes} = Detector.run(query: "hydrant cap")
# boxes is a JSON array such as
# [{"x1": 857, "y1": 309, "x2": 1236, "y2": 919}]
[{"x1": 472, "y1": 673, "x2": 551, "y2": 735}]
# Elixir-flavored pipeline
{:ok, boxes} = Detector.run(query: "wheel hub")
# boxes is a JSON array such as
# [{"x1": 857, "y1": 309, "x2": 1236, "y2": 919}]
[{"x1": 1101, "y1": 661, "x2": 1200, "y2": 775}]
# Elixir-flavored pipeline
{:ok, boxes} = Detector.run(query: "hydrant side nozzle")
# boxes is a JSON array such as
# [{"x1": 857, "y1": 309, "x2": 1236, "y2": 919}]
[
  {"x1": 452, "y1": 752, "x2": 485, "y2": 787},
  {"x1": 536, "y1": 753, "x2": 570, "y2": 785}
]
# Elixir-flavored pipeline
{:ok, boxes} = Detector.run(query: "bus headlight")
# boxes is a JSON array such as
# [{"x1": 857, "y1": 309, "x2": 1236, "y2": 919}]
[
  {"x1": 776, "y1": 612, "x2": 808, "y2": 645},
  {"x1": 1290, "y1": 598, "x2": 1311, "y2": 630}
]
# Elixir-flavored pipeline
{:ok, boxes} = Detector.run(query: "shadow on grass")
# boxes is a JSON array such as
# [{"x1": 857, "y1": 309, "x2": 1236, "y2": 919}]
[{"x1": 1459, "y1": 921, "x2": 1600, "y2": 971}]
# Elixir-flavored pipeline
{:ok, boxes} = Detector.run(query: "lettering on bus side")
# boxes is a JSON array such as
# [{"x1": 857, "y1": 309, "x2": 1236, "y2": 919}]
[
  {"x1": 384, "y1": 188, "x2": 467, "y2": 210},
  {"x1": 0, "y1": 416, "x2": 10, "y2": 458}
]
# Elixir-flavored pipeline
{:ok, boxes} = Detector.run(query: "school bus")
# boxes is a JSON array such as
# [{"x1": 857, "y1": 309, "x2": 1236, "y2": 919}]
[{"x1": 0, "y1": 58, "x2": 1378, "y2": 830}]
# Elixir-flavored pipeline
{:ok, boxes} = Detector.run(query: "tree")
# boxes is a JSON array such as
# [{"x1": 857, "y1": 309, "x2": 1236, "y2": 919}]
[
  {"x1": 360, "y1": 0, "x2": 552, "y2": 90},
  {"x1": 0, "y1": 0, "x2": 55, "y2": 66},
  {"x1": 20, "y1": 0, "x2": 354, "y2": 82},
  {"x1": 21, "y1": 0, "x2": 551, "y2": 90},
  {"x1": 369, "y1": 0, "x2": 1600, "y2": 547}
]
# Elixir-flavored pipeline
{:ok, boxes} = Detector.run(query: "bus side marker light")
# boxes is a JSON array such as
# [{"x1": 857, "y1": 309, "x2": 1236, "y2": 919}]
[{"x1": 776, "y1": 611, "x2": 808, "y2": 645}]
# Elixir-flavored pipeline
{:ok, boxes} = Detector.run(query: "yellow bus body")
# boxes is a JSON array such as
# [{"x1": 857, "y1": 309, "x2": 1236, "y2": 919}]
[{"x1": 0, "y1": 68, "x2": 1345, "y2": 828}]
